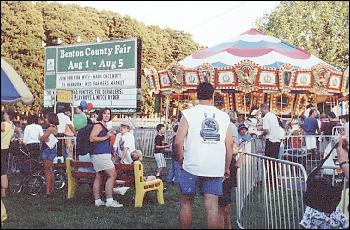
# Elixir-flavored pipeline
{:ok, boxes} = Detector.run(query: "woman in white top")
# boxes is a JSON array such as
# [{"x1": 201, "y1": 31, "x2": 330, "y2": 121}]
[{"x1": 23, "y1": 115, "x2": 43, "y2": 160}]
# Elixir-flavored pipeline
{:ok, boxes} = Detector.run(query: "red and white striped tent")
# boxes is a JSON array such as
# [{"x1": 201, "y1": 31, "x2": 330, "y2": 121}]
[{"x1": 144, "y1": 29, "x2": 348, "y2": 115}]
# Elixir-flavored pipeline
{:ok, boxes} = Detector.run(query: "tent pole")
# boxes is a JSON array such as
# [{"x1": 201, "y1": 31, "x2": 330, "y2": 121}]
[
  {"x1": 323, "y1": 101, "x2": 325, "y2": 114},
  {"x1": 159, "y1": 94, "x2": 162, "y2": 123},
  {"x1": 244, "y1": 93, "x2": 246, "y2": 120},
  {"x1": 336, "y1": 97, "x2": 339, "y2": 117},
  {"x1": 250, "y1": 93, "x2": 253, "y2": 112},
  {"x1": 235, "y1": 93, "x2": 237, "y2": 111},
  {"x1": 280, "y1": 93, "x2": 283, "y2": 118},
  {"x1": 165, "y1": 95, "x2": 169, "y2": 140},
  {"x1": 340, "y1": 100, "x2": 343, "y2": 116}
]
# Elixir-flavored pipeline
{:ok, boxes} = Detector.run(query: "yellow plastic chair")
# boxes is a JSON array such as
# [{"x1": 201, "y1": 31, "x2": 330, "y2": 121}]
[
  {"x1": 66, "y1": 158, "x2": 76, "y2": 199},
  {"x1": 66, "y1": 158, "x2": 96, "y2": 199},
  {"x1": 1, "y1": 199, "x2": 7, "y2": 224},
  {"x1": 337, "y1": 187, "x2": 349, "y2": 219},
  {"x1": 133, "y1": 161, "x2": 164, "y2": 207}
]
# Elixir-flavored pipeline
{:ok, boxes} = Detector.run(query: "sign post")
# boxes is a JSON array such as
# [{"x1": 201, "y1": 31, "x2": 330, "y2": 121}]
[{"x1": 44, "y1": 38, "x2": 141, "y2": 113}]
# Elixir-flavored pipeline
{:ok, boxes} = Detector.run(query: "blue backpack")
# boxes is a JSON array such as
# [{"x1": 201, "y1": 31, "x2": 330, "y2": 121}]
[{"x1": 76, "y1": 123, "x2": 106, "y2": 155}]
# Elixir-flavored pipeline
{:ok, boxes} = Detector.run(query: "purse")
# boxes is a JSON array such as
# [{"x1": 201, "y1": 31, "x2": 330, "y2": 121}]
[
  {"x1": 46, "y1": 134, "x2": 58, "y2": 149},
  {"x1": 303, "y1": 142, "x2": 343, "y2": 214}
]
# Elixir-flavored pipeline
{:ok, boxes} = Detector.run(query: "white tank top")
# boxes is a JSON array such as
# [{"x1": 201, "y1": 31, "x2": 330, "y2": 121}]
[{"x1": 182, "y1": 104, "x2": 230, "y2": 177}]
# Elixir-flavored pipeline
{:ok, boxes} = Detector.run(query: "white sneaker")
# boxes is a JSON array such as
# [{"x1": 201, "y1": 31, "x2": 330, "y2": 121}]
[
  {"x1": 113, "y1": 187, "x2": 130, "y2": 195},
  {"x1": 95, "y1": 200, "x2": 106, "y2": 207},
  {"x1": 106, "y1": 200, "x2": 123, "y2": 208}
]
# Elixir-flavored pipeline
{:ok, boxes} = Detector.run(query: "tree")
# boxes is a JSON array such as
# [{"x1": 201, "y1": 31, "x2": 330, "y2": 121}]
[
  {"x1": 255, "y1": 1, "x2": 349, "y2": 70},
  {"x1": 1, "y1": 1, "x2": 202, "y2": 115},
  {"x1": 1, "y1": 1, "x2": 45, "y2": 113}
]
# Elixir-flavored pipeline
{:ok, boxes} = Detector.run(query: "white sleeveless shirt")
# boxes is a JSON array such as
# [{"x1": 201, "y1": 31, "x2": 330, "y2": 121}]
[{"x1": 182, "y1": 104, "x2": 230, "y2": 177}]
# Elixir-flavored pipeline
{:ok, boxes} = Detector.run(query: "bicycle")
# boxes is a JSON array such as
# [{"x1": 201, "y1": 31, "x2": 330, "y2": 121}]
[{"x1": 8, "y1": 142, "x2": 66, "y2": 196}]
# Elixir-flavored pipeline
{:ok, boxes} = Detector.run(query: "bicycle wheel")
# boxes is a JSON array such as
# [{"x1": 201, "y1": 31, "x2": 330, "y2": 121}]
[
  {"x1": 54, "y1": 169, "x2": 66, "y2": 190},
  {"x1": 26, "y1": 175, "x2": 44, "y2": 196},
  {"x1": 8, "y1": 154, "x2": 19, "y2": 173},
  {"x1": 8, "y1": 173, "x2": 24, "y2": 195}
]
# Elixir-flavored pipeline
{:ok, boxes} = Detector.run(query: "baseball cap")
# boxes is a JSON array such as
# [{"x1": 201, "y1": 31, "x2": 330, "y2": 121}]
[
  {"x1": 238, "y1": 124, "x2": 248, "y2": 131},
  {"x1": 120, "y1": 119, "x2": 134, "y2": 129}
]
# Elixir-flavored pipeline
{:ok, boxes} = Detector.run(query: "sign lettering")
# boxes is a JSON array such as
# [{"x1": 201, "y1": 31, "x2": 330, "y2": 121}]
[{"x1": 44, "y1": 38, "x2": 140, "y2": 112}]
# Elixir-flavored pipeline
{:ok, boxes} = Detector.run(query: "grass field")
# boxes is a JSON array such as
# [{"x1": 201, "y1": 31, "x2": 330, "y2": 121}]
[{"x1": 2, "y1": 158, "x2": 239, "y2": 229}]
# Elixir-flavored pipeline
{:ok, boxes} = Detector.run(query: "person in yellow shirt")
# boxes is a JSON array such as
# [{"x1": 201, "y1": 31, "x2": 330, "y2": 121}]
[
  {"x1": 1, "y1": 199, "x2": 7, "y2": 224},
  {"x1": 1, "y1": 110, "x2": 16, "y2": 198}
]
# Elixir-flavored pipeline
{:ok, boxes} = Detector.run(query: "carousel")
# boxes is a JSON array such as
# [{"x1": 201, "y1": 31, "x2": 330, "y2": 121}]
[{"x1": 144, "y1": 29, "x2": 349, "y2": 120}]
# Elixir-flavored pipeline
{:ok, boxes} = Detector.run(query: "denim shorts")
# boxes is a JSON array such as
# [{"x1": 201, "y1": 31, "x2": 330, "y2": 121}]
[
  {"x1": 41, "y1": 146, "x2": 57, "y2": 161},
  {"x1": 178, "y1": 168, "x2": 223, "y2": 196}
]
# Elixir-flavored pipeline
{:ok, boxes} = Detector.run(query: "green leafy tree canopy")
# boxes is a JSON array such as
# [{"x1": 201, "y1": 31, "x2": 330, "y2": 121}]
[{"x1": 255, "y1": 1, "x2": 349, "y2": 70}]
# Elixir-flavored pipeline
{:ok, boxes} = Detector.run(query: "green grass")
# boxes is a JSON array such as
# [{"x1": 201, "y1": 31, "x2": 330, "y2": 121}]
[{"x1": 2, "y1": 158, "x2": 239, "y2": 229}]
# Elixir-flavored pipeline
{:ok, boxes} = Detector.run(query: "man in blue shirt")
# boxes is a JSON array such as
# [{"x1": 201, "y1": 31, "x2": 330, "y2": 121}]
[
  {"x1": 303, "y1": 109, "x2": 319, "y2": 135},
  {"x1": 303, "y1": 109, "x2": 320, "y2": 155}
]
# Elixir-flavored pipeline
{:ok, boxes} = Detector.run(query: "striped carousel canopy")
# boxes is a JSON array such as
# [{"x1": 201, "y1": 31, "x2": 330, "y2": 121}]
[
  {"x1": 1, "y1": 57, "x2": 34, "y2": 105},
  {"x1": 180, "y1": 28, "x2": 337, "y2": 71}
]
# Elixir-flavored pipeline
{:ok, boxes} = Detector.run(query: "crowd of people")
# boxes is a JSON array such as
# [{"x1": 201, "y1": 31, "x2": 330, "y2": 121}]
[
  {"x1": 0, "y1": 105, "x2": 167, "y2": 207},
  {"x1": 1, "y1": 82, "x2": 349, "y2": 229}
]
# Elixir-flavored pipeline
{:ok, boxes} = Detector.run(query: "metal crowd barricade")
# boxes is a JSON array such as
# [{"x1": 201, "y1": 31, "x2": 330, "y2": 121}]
[
  {"x1": 282, "y1": 135, "x2": 338, "y2": 174},
  {"x1": 236, "y1": 140, "x2": 308, "y2": 229},
  {"x1": 56, "y1": 136, "x2": 77, "y2": 160},
  {"x1": 52, "y1": 127, "x2": 174, "y2": 160},
  {"x1": 250, "y1": 135, "x2": 266, "y2": 155},
  {"x1": 133, "y1": 128, "x2": 174, "y2": 158},
  {"x1": 134, "y1": 128, "x2": 156, "y2": 158},
  {"x1": 238, "y1": 135, "x2": 349, "y2": 229}
]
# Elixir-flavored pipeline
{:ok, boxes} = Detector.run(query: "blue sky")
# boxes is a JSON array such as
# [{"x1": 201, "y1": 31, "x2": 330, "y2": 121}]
[{"x1": 57, "y1": 1, "x2": 280, "y2": 47}]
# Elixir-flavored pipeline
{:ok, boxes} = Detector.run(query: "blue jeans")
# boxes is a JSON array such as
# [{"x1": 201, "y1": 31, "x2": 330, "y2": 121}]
[
  {"x1": 278, "y1": 143, "x2": 285, "y2": 159},
  {"x1": 166, "y1": 160, "x2": 181, "y2": 184}
]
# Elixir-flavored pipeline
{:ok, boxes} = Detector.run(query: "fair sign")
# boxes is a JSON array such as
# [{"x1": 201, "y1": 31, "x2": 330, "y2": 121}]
[{"x1": 44, "y1": 38, "x2": 141, "y2": 112}]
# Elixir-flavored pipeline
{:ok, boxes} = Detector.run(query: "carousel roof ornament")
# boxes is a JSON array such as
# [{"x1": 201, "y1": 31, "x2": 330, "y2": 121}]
[
  {"x1": 342, "y1": 67, "x2": 349, "y2": 96},
  {"x1": 146, "y1": 28, "x2": 347, "y2": 96}
]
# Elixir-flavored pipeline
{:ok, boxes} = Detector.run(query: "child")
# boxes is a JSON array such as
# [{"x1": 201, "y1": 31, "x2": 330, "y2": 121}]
[
  {"x1": 113, "y1": 120, "x2": 135, "y2": 164},
  {"x1": 166, "y1": 124, "x2": 181, "y2": 184},
  {"x1": 131, "y1": 150, "x2": 157, "y2": 182},
  {"x1": 154, "y1": 124, "x2": 169, "y2": 178},
  {"x1": 237, "y1": 124, "x2": 252, "y2": 145}
]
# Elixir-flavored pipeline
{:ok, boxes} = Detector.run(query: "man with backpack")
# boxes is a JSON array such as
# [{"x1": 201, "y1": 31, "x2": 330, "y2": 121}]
[{"x1": 76, "y1": 119, "x2": 95, "y2": 172}]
